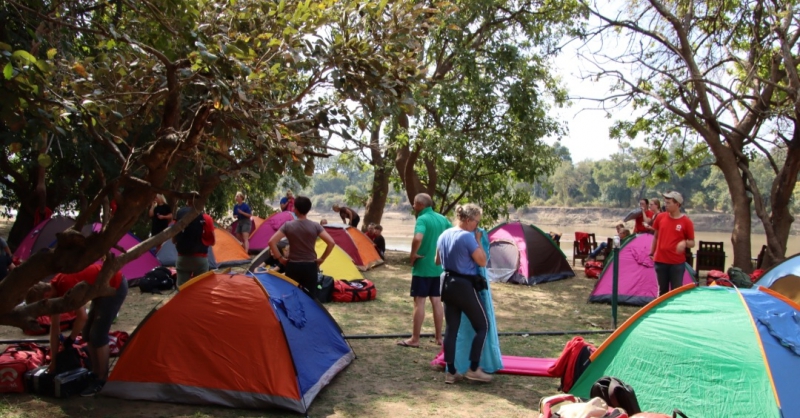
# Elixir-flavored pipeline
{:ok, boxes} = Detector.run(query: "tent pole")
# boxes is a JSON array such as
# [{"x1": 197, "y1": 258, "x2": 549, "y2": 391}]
[
  {"x1": 611, "y1": 240, "x2": 620, "y2": 329},
  {"x1": 0, "y1": 329, "x2": 616, "y2": 345},
  {"x1": 342, "y1": 330, "x2": 615, "y2": 340}
]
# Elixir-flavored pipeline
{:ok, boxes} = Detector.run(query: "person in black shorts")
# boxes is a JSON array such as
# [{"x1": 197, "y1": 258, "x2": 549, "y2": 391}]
[{"x1": 397, "y1": 193, "x2": 451, "y2": 348}]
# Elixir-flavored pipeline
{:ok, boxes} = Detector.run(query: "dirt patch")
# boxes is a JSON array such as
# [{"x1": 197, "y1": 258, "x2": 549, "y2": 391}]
[{"x1": 515, "y1": 206, "x2": 797, "y2": 234}]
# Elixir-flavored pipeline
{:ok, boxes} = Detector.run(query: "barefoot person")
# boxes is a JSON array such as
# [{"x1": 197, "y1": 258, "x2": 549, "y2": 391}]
[
  {"x1": 437, "y1": 203, "x2": 492, "y2": 383},
  {"x1": 650, "y1": 191, "x2": 694, "y2": 296},
  {"x1": 397, "y1": 193, "x2": 450, "y2": 348},
  {"x1": 26, "y1": 263, "x2": 128, "y2": 396}
]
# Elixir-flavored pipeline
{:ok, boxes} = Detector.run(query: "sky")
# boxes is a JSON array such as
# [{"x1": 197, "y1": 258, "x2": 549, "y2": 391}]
[{"x1": 545, "y1": 44, "x2": 627, "y2": 163}]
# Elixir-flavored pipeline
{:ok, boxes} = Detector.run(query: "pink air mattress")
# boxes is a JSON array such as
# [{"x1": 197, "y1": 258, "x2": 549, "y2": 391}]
[{"x1": 431, "y1": 352, "x2": 557, "y2": 376}]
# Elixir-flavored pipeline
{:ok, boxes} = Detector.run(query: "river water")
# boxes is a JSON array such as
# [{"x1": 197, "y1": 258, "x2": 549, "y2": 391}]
[{"x1": 383, "y1": 223, "x2": 799, "y2": 271}]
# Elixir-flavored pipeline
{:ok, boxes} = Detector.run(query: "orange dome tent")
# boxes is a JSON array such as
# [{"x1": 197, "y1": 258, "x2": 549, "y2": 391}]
[
  {"x1": 103, "y1": 271, "x2": 354, "y2": 413},
  {"x1": 323, "y1": 224, "x2": 383, "y2": 271}
]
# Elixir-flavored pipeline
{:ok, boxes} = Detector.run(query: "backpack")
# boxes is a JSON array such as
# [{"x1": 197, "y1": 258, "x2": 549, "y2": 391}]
[
  {"x1": 317, "y1": 273, "x2": 334, "y2": 303},
  {"x1": 0, "y1": 343, "x2": 46, "y2": 393},
  {"x1": 333, "y1": 279, "x2": 377, "y2": 302},
  {"x1": 139, "y1": 267, "x2": 176, "y2": 294},
  {"x1": 590, "y1": 376, "x2": 642, "y2": 415},
  {"x1": 726, "y1": 267, "x2": 753, "y2": 288},
  {"x1": 200, "y1": 213, "x2": 216, "y2": 247},
  {"x1": 175, "y1": 209, "x2": 212, "y2": 255}
]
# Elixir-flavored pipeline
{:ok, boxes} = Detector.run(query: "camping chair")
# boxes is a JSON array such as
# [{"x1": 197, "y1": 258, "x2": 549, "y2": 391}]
[
  {"x1": 573, "y1": 232, "x2": 598, "y2": 266},
  {"x1": 596, "y1": 238, "x2": 614, "y2": 263},
  {"x1": 695, "y1": 241, "x2": 725, "y2": 279},
  {"x1": 752, "y1": 245, "x2": 767, "y2": 270}
]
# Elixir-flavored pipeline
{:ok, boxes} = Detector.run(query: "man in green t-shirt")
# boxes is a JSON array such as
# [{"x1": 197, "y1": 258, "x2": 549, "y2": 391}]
[{"x1": 397, "y1": 193, "x2": 452, "y2": 348}]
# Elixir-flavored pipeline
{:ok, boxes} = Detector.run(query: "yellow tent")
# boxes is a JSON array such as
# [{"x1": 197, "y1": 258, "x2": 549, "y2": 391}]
[
  {"x1": 316, "y1": 239, "x2": 364, "y2": 281},
  {"x1": 247, "y1": 240, "x2": 363, "y2": 281}
]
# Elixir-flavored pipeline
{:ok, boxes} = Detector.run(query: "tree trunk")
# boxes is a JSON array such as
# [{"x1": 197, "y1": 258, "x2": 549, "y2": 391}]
[
  {"x1": 714, "y1": 154, "x2": 753, "y2": 270},
  {"x1": 362, "y1": 121, "x2": 393, "y2": 231},
  {"x1": 764, "y1": 126, "x2": 800, "y2": 268},
  {"x1": 6, "y1": 201, "x2": 36, "y2": 251}
]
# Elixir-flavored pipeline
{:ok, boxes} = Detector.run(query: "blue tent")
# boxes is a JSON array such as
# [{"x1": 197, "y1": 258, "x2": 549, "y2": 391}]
[{"x1": 755, "y1": 253, "x2": 800, "y2": 288}]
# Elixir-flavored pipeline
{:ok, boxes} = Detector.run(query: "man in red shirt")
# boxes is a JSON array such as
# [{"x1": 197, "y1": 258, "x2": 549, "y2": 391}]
[
  {"x1": 650, "y1": 191, "x2": 695, "y2": 296},
  {"x1": 26, "y1": 263, "x2": 128, "y2": 396},
  {"x1": 633, "y1": 199, "x2": 654, "y2": 234}
]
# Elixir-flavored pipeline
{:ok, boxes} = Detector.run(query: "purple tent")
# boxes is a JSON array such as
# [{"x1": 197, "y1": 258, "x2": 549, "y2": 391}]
[
  {"x1": 588, "y1": 234, "x2": 696, "y2": 306},
  {"x1": 248, "y1": 211, "x2": 296, "y2": 254},
  {"x1": 487, "y1": 221, "x2": 574, "y2": 285},
  {"x1": 87, "y1": 223, "x2": 160, "y2": 281}
]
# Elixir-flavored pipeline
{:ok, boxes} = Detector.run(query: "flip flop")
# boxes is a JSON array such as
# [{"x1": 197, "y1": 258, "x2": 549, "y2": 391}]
[{"x1": 396, "y1": 340, "x2": 420, "y2": 348}]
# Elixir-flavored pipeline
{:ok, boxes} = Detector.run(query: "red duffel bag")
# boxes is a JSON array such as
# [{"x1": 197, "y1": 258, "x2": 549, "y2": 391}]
[
  {"x1": 333, "y1": 279, "x2": 377, "y2": 302},
  {"x1": 585, "y1": 261, "x2": 604, "y2": 279},
  {"x1": 0, "y1": 343, "x2": 46, "y2": 393}
]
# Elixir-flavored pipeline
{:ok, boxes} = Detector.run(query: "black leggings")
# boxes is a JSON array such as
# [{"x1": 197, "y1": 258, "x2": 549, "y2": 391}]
[
  {"x1": 441, "y1": 275, "x2": 488, "y2": 367},
  {"x1": 285, "y1": 261, "x2": 319, "y2": 300}
]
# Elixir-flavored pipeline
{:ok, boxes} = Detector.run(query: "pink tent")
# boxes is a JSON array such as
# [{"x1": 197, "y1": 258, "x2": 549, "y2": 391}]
[
  {"x1": 87, "y1": 223, "x2": 160, "y2": 280},
  {"x1": 14, "y1": 217, "x2": 76, "y2": 261},
  {"x1": 588, "y1": 234, "x2": 695, "y2": 306},
  {"x1": 247, "y1": 212, "x2": 295, "y2": 254}
]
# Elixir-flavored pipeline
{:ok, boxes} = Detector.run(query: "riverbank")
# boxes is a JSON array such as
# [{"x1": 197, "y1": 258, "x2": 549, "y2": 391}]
[{"x1": 313, "y1": 205, "x2": 795, "y2": 235}]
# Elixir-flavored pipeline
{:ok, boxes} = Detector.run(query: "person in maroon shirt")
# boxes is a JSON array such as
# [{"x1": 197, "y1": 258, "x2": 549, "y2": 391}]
[
  {"x1": 26, "y1": 263, "x2": 127, "y2": 396},
  {"x1": 650, "y1": 191, "x2": 695, "y2": 296}
]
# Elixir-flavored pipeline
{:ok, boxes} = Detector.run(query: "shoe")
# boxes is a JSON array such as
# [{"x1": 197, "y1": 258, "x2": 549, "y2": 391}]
[
  {"x1": 465, "y1": 367, "x2": 493, "y2": 383},
  {"x1": 80, "y1": 379, "x2": 105, "y2": 397},
  {"x1": 444, "y1": 373, "x2": 463, "y2": 384}
]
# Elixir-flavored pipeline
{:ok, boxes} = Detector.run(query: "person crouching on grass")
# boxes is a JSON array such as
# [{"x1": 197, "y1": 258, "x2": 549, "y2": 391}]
[{"x1": 26, "y1": 263, "x2": 128, "y2": 396}]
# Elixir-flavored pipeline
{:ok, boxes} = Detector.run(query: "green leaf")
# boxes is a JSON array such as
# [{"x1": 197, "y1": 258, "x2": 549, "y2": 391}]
[
  {"x1": 0, "y1": 42, "x2": 11, "y2": 51},
  {"x1": 3, "y1": 62, "x2": 12, "y2": 80},
  {"x1": 12, "y1": 50, "x2": 36, "y2": 64},
  {"x1": 199, "y1": 50, "x2": 218, "y2": 62},
  {"x1": 46, "y1": 48, "x2": 57, "y2": 59},
  {"x1": 37, "y1": 153, "x2": 52, "y2": 168}
]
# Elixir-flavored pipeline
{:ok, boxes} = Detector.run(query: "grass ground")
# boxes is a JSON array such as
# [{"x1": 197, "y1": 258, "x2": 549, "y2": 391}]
[{"x1": 0, "y1": 249, "x2": 640, "y2": 417}]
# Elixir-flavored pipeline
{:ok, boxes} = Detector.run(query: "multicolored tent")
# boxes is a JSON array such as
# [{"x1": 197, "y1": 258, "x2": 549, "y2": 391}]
[
  {"x1": 323, "y1": 224, "x2": 383, "y2": 271},
  {"x1": 588, "y1": 234, "x2": 695, "y2": 305},
  {"x1": 248, "y1": 239, "x2": 364, "y2": 281},
  {"x1": 570, "y1": 284, "x2": 800, "y2": 417},
  {"x1": 156, "y1": 226, "x2": 250, "y2": 268},
  {"x1": 248, "y1": 212, "x2": 295, "y2": 254},
  {"x1": 13, "y1": 217, "x2": 76, "y2": 260},
  {"x1": 487, "y1": 221, "x2": 574, "y2": 284},
  {"x1": 755, "y1": 253, "x2": 800, "y2": 304},
  {"x1": 103, "y1": 271, "x2": 354, "y2": 413}
]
